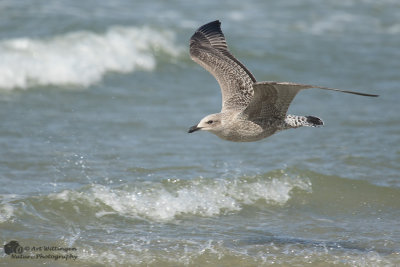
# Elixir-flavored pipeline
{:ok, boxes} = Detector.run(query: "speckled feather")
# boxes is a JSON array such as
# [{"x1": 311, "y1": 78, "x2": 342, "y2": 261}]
[
  {"x1": 189, "y1": 20, "x2": 378, "y2": 142},
  {"x1": 190, "y1": 20, "x2": 256, "y2": 112}
]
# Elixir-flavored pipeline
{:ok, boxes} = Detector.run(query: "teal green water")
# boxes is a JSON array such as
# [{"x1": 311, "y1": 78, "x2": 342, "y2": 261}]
[{"x1": 0, "y1": 0, "x2": 399, "y2": 266}]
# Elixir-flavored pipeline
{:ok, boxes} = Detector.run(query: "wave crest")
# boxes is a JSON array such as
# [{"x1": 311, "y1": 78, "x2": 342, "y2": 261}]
[
  {"x1": 0, "y1": 26, "x2": 181, "y2": 90},
  {"x1": 48, "y1": 175, "x2": 311, "y2": 221}
]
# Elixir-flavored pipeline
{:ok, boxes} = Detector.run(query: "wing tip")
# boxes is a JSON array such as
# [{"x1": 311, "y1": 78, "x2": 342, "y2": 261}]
[
  {"x1": 367, "y1": 93, "x2": 379, "y2": 97},
  {"x1": 190, "y1": 19, "x2": 227, "y2": 53},
  {"x1": 194, "y1": 20, "x2": 223, "y2": 39},
  {"x1": 196, "y1": 20, "x2": 221, "y2": 32}
]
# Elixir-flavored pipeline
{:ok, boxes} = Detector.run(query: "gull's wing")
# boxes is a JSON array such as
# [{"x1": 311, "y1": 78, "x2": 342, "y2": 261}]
[
  {"x1": 242, "y1": 81, "x2": 379, "y2": 123},
  {"x1": 190, "y1": 20, "x2": 256, "y2": 112}
]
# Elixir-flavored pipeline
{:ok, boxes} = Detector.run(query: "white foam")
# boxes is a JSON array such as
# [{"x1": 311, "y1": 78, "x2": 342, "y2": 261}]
[
  {"x1": 0, "y1": 26, "x2": 181, "y2": 90},
  {"x1": 76, "y1": 236, "x2": 393, "y2": 266},
  {"x1": 49, "y1": 175, "x2": 311, "y2": 221},
  {"x1": 0, "y1": 203, "x2": 14, "y2": 223}
]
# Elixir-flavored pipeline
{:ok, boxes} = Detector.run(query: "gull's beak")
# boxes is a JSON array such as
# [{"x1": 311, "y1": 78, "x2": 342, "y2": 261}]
[{"x1": 188, "y1": 125, "x2": 201, "y2": 133}]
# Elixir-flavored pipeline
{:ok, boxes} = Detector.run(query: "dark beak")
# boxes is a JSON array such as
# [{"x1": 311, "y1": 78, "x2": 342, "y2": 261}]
[{"x1": 188, "y1": 125, "x2": 201, "y2": 133}]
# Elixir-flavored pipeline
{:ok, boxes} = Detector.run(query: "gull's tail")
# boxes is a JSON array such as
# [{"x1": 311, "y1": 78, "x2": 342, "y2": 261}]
[
  {"x1": 285, "y1": 115, "x2": 324, "y2": 128},
  {"x1": 305, "y1": 116, "x2": 324, "y2": 127}
]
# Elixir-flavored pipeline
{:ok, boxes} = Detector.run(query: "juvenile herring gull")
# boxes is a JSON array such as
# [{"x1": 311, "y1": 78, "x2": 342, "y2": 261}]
[{"x1": 188, "y1": 20, "x2": 378, "y2": 142}]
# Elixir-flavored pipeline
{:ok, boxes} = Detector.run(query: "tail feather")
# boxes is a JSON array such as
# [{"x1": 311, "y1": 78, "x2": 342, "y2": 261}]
[
  {"x1": 305, "y1": 116, "x2": 324, "y2": 127},
  {"x1": 284, "y1": 114, "x2": 324, "y2": 128}
]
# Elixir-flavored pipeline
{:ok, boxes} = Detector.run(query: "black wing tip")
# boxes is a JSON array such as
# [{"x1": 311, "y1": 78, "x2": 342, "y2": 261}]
[
  {"x1": 190, "y1": 19, "x2": 226, "y2": 50},
  {"x1": 349, "y1": 92, "x2": 379, "y2": 97},
  {"x1": 196, "y1": 20, "x2": 222, "y2": 34},
  {"x1": 199, "y1": 20, "x2": 221, "y2": 28}
]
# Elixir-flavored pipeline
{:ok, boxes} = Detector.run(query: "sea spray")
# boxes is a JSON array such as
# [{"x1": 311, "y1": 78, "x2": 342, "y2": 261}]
[{"x1": 48, "y1": 175, "x2": 311, "y2": 221}]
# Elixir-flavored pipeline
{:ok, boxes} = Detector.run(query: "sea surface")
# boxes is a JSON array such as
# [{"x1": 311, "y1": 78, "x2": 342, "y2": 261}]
[{"x1": 0, "y1": 0, "x2": 399, "y2": 266}]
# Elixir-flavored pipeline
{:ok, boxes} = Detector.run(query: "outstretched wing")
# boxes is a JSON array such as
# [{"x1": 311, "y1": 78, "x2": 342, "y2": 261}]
[
  {"x1": 190, "y1": 20, "x2": 256, "y2": 112},
  {"x1": 242, "y1": 81, "x2": 379, "y2": 123}
]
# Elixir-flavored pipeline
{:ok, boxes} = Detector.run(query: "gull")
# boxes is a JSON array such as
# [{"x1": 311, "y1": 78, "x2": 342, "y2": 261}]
[{"x1": 188, "y1": 20, "x2": 378, "y2": 142}]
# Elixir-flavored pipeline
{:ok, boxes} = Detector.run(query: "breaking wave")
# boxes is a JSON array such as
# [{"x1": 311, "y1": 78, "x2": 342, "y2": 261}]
[
  {"x1": 48, "y1": 175, "x2": 311, "y2": 221},
  {"x1": 0, "y1": 26, "x2": 182, "y2": 90}
]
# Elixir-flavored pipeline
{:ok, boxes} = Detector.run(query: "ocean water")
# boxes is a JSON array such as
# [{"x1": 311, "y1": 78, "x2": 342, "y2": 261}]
[{"x1": 0, "y1": 0, "x2": 399, "y2": 266}]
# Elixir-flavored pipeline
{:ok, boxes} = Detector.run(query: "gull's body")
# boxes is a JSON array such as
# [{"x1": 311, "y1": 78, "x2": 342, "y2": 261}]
[{"x1": 188, "y1": 20, "x2": 378, "y2": 142}]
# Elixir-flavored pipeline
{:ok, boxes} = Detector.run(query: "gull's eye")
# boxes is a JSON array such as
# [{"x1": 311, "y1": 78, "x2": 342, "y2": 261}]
[{"x1": 206, "y1": 120, "x2": 213, "y2": 124}]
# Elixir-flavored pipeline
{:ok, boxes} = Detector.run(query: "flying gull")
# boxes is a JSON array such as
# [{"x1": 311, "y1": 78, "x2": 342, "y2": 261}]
[{"x1": 188, "y1": 20, "x2": 378, "y2": 142}]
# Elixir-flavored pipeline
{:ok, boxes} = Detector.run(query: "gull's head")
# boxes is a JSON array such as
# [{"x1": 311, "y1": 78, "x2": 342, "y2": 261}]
[{"x1": 188, "y1": 113, "x2": 223, "y2": 134}]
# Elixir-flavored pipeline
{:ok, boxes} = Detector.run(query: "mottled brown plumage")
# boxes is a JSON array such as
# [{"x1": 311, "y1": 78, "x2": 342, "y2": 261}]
[{"x1": 188, "y1": 20, "x2": 378, "y2": 142}]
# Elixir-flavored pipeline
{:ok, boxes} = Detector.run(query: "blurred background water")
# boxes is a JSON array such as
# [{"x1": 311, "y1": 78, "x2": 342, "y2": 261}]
[{"x1": 0, "y1": 0, "x2": 399, "y2": 266}]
